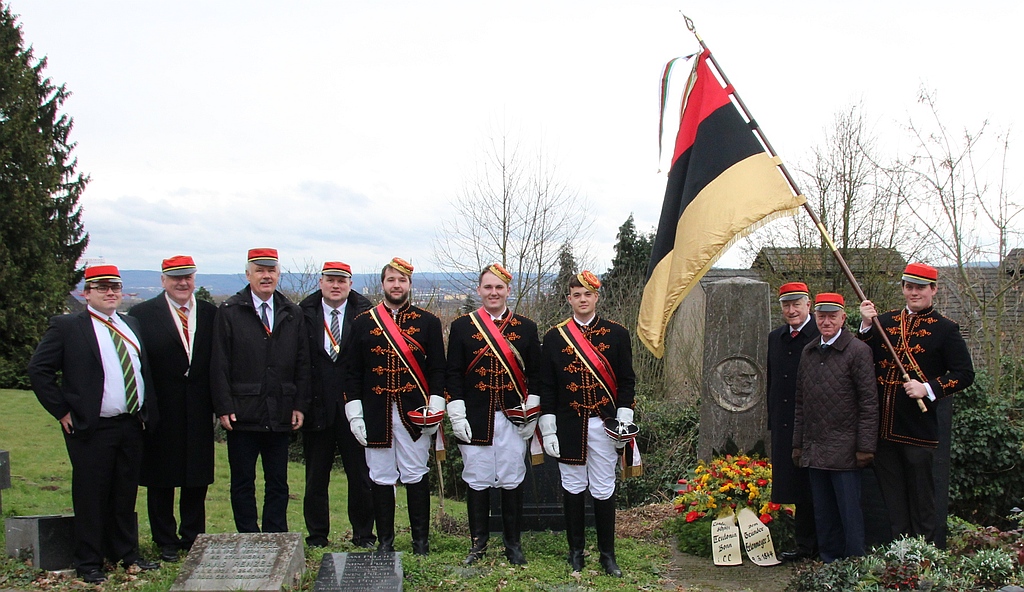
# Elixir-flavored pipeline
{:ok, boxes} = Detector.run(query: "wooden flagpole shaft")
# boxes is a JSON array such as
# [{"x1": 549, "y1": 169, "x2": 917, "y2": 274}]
[{"x1": 681, "y1": 15, "x2": 926, "y2": 412}]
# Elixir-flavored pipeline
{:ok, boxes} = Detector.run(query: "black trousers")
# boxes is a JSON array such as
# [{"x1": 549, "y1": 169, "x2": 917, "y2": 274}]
[
  {"x1": 225, "y1": 430, "x2": 291, "y2": 533},
  {"x1": 147, "y1": 485, "x2": 209, "y2": 549},
  {"x1": 303, "y1": 405, "x2": 376, "y2": 546},
  {"x1": 874, "y1": 439, "x2": 936, "y2": 541},
  {"x1": 64, "y1": 415, "x2": 144, "y2": 573}
]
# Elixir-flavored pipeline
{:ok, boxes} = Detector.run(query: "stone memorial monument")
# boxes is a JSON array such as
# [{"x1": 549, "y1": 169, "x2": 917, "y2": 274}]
[
  {"x1": 170, "y1": 533, "x2": 304, "y2": 591},
  {"x1": 666, "y1": 277, "x2": 771, "y2": 460},
  {"x1": 314, "y1": 552, "x2": 402, "y2": 592}
]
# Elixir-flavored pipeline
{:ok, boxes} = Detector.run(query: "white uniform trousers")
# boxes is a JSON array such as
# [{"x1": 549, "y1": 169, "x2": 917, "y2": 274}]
[
  {"x1": 558, "y1": 416, "x2": 617, "y2": 500},
  {"x1": 460, "y1": 411, "x2": 527, "y2": 491},
  {"x1": 365, "y1": 402, "x2": 431, "y2": 486}
]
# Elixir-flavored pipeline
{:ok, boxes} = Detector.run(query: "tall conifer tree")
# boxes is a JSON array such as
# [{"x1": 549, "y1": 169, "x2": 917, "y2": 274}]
[{"x1": 0, "y1": 2, "x2": 89, "y2": 387}]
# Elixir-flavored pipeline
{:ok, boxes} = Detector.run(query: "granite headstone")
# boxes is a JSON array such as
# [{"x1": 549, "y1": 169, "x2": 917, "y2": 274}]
[
  {"x1": 170, "y1": 533, "x2": 304, "y2": 591},
  {"x1": 5, "y1": 514, "x2": 75, "y2": 571},
  {"x1": 488, "y1": 456, "x2": 593, "y2": 531},
  {"x1": 673, "y1": 278, "x2": 771, "y2": 460},
  {"x1": 314, "y1": 552, "x2": 402, "y2": 592}
]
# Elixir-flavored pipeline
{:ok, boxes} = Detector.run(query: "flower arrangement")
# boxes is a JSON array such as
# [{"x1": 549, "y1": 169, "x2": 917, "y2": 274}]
[
  {"x1": 672, "y1": 453, "x2": 785, "y2": 524},
  {"x1": 667, "y1": 452, "x2": 794, "y2": 557}
]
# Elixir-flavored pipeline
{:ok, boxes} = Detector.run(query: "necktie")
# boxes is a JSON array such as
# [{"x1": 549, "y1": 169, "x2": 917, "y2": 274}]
[
  {"x1": 820, "y1": 343, "x2": 829, "y2": 352},
  {"x1": 108, "y1": 318, "x2": 140, "y2": 414},
  {"x1": 261, "y1": 303, "x2": 271, "y2": 333},
  {"x1": 330, "y1": 309, "x2": 342, "y2": 362},
  {"x1": 176, "y1": 306, "x2": 190, "y2": 349},
  {"x1": 790, "y1": 330, "x2": 799, "y2": 338}
]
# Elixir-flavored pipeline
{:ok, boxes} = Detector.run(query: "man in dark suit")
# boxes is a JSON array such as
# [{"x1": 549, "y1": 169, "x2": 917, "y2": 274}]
[
  {"x1": 211, "y1": 248, "x2": 310, "y2": 533},
  {"x1": 766, "y1": 281, "x2": 819, "y2": 561},
  {"x1": 28, "y1": 265, "x2": 161, "y2": 584},
  {"x1": 129, "y1": 255, "x2": 217, "y2": 561},
  {"x1": 299, "y1": 261, "x2": 375, "y2": 549}
]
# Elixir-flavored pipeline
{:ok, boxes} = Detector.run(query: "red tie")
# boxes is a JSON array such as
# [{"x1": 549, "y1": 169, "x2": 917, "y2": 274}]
[{"x1": 791, "y1": 330, "x2": 799, "y2": 338}]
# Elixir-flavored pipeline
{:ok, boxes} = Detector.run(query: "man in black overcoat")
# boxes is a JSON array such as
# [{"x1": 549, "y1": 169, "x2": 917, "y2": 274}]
[
  {"x1": 129, "y1": 255, "x2": 216, "y2": 561},
  {"x1": 766, "y1": 281, "x2": 819, "y2": 561},
  {"x1": 300, "y1": 261, "x2": 375, "y2": 548},
  {"x1": 28, "y1": 265, "x2": 161, "y2": 584}
]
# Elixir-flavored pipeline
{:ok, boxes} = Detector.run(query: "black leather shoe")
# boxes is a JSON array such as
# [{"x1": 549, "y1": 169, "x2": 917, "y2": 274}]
[
  {"x1": 79, "y1": 569, "x2": 107, "y2": 584},
  {"x1": 124, "y1": 559, "x2": 161, "y2": 571},
  {"x1": 780, "y1": 549, "x2": 813, "y2": 562},
  {"x1": 160, "y1": 546, "x2": 180, "y2": 562},
  {"x1": 352, "y1": 539, "x2": 377, "y2": 549}
]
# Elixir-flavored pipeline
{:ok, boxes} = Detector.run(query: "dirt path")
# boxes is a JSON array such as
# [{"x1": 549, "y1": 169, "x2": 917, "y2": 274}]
[{"x1": 661, "y1": 547, "x2": 794, "y2": 592}]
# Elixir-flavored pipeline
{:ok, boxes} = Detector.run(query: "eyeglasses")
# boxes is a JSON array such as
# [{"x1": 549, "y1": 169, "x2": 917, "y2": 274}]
[{"x1": 88, "y1": 284, "x2": 123, "y2": 293}]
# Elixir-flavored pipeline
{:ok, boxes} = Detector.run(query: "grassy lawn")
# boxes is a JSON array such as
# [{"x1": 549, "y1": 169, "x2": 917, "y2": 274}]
[{"x1": 0, "y1": 389, "x2": 673, "y2": 590}]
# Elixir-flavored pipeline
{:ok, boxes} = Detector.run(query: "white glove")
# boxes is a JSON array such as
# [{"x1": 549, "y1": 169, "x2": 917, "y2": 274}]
[
  {"x1": 539, "y1": 414, "x2": 559, "y2": 458},
  {"x1": 447, "y1": 399, "x2": 472, "y2": 443},
  {"x1": 345, "y1": 400, "x2": 367, "y2": 447},
  {"x1": 420, "y1": 394, "x2": 445, "y2": 436},
  {"x1": 517, "y1": 395, "x2": 540, "y2": 440},
  {"x1": 615, "y1": 407, "x2": 634, "y2": 449}
]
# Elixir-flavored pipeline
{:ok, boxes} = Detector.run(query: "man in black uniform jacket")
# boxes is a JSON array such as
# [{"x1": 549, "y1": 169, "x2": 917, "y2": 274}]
[
  {"x1": 129, "y1": 255, "x2": 216, "y2": 561},
  {"x1": 344, "y1": 257, "x2": 446, "y2": 555},
  {"x1": 445, "y1": 263, "x2": 541, "y2": 565},
  {"x1": 28, "y1": 265, "x2": 160, "y2": 583},
  {"x1": 211, "y1": 248, "x2": 310, "y2": 533},
  {"x1": 859, "y1": 262, "x2": 974, "y2": 544},
  {"x1": 766, "y1": 281, "x2": 819, "y2": 561},
  {"x1": 539, "y1": 271, "x2": 637, "y2": 577},
  {"x1": 300, "y1": 260, "x2": 375, "y2": 549}
]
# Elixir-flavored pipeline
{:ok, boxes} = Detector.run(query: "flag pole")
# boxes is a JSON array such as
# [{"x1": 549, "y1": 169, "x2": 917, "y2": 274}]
[{"x1": 680, "y1": 14, "x2": 926, "y2": 412}]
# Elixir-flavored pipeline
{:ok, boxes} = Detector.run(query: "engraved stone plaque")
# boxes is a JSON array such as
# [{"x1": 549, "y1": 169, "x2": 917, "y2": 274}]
[
  {"x1": 314, "y1": 552, "x2": 402, "y2": 592},
  {"x1": 170, "y1": 533, "x2": 304, "y2": 591}
]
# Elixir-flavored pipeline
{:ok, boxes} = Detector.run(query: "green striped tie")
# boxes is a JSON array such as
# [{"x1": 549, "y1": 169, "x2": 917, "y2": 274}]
[{"x1": 108, "y1": 320, "x2": 140, "y2": 414}]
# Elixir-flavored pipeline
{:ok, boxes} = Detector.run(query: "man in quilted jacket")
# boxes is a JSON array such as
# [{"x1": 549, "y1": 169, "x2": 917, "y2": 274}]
[{"x1": 792, "y1": 293, "x2": 878, "y2": 562}]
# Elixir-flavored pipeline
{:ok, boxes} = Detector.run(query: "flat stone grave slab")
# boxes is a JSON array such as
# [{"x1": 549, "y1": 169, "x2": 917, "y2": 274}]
[
  {"x1": 170, "y1": 533, "x2": 304, "y2": 591},
  {"x1": 314, "y1": 552, "x2": 402, "y2": 592}
]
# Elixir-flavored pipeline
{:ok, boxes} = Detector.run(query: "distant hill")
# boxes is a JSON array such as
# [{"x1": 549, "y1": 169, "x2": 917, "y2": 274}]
[{"x1": 74, "y1": 271, "x2": 477, "y2": 301}]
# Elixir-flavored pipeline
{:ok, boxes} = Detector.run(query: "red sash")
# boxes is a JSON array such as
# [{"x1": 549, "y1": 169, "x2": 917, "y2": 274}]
[
  {"x1": 369, "y1": 303, "x2": 430, "y2": 402},
  {"x1": 556, "y1": 318, "x2": 618, "y2": 402},
  {"x1": 898, "y1": 310, "x2": 928, "y2": 382},
  {"x1": 468, "y1": 308, "x2": 528, "y2": 402},
  {"x1": 323, "y1": 319, "x2": 340, "y2": 355},
  {"x1": 90, "y1": 312, "x2": 141, "y2": 354}
]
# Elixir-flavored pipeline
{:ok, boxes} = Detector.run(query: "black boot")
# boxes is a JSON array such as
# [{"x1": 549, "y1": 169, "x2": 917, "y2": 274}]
[
  {"x1": 593, "y1": 495, "x2": 622, "y2": 577},
  {"x1": 562, "y1": 488, "x2": 586, "y2": 572},
  {"x1": 464, "y1": 487, "x2": 490, "y2": 564},
  {"x1": 406, "y1": 479, "x2": 431, "y2": 556},
  {"x1": 372, "y1": 483, "x2": 396, "y2": 553},
  {"x1": 501, "y1": 485, "x2": 527, "y2": 565}
]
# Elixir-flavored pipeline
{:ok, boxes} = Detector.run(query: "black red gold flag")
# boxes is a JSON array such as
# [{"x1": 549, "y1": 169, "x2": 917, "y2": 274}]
[{"x1": 638, "y1": 49, "x2": 804, "y2": 358}]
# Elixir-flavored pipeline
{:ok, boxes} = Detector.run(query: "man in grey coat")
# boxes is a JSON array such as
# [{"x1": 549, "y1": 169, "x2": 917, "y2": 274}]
[{"x1": 792, "y1": 293, "x2": 878, "y2": 563}]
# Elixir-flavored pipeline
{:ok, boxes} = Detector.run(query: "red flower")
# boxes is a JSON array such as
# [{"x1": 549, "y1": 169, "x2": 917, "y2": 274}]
[
  {"x1": 678, "y1": 479, "x2": 688, "y2": 484},
  {"x1": 736, "y1": 459, "x2": 747, "y2": 466},
  {"x1": 759, "y1": 514, "x2": 772, "y2": 524},
  {"x1": 757, "y1": 479, "x2": 768, "y2": 486},
  {"x1": 686, "y1": 511, "x2": 700, "y2": 523},
  {"x1": 768, "y1": 502, "x2": 782, "y2": 512}
]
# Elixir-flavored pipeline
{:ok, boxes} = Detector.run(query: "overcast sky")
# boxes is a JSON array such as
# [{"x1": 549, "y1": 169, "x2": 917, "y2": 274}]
[{"x1": 10, "y1": 0, "x2": 1022, "y2": 274}]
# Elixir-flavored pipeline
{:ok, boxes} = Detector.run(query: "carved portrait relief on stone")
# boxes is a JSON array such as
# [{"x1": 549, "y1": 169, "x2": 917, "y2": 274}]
[{"x1": 710, "y1": 356, "x2": 762, "y2": 413}]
